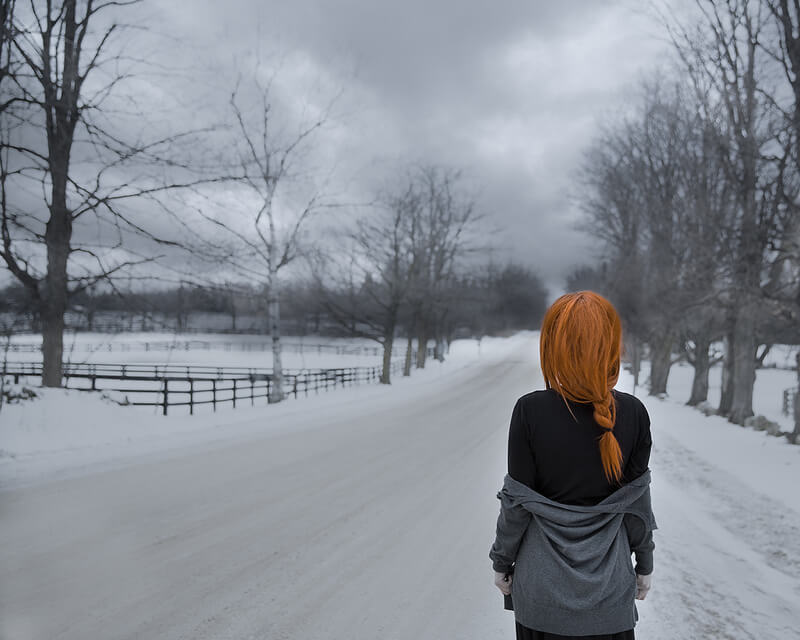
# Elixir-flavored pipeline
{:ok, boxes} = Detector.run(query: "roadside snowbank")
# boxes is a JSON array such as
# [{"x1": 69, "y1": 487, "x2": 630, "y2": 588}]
[{"x1": 616, "y1": 362, "x2": 800, "y2": 513}]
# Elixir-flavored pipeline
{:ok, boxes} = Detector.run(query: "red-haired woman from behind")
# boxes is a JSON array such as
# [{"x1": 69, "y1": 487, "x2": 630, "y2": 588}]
[{"x1": 489, "y1": 290, "x2": 656, "y2": 640}]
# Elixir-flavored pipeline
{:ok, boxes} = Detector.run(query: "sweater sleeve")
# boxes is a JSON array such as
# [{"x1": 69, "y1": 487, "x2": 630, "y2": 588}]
[
  {"x1": 624, "y1": 508, "x2": 655, "y2": 575},
  {"x1": 623, "y1": 398, "x2": 655, "y2": 575},
  {"x1": 489, "y1": 398, "x2": 533, "y2": 573},
  {"x1": 623, "y1": 396, "x2": 652, "y2": 481}
]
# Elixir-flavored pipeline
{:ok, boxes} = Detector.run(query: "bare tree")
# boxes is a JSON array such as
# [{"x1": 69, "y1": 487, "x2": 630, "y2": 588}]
[
  {"x1": 2, "y1": 0, "x2": 222, "y2": 388},
  {"x1": 761, "y1": 0, "x2": 800, "y2": 317},
  {"x1": 311, "y1": 181, "x2": 422, "y2": 384},
  {"x1": 578, "y1": 72, "x2": 749, "y2": 403},
  {"x1": 191, "y1": 75, "x2": 335, "y2": 403},
  {"x1": 404, "y1": 166, "x2": 482, "y2": 369},
  {"x1": 662, "y1": 0, "x2": 782, "y2": 423}
]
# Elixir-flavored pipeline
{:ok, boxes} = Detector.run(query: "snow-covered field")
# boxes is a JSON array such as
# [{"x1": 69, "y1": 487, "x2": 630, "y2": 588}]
[
  {"x1": 0, "y1": 331, "x2": 798, "y2": 639},
  {"x1": 0, "y1": 335, "x2": 513, "y2": 487},
  {"x1": 3, "y1": 331, "x2": 412, "y2": 369}
]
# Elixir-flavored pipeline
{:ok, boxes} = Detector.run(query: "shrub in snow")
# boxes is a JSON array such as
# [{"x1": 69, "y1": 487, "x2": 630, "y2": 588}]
[
  {"x1": 2, "y1": 383, "x2": 39, "y2": 405},
  {"x1": 743, "y1": 414, "x2": 783, "y2": 437},
  {"x1": 99, "y1": 390, "x2": 131, "y2": 406},
  {"x1": 695, "y1": 401, "x2": 717, "y2": 416}
]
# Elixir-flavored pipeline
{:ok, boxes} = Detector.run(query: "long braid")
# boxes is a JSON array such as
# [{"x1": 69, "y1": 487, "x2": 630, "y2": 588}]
[
  {"x1": 540, "y1": 290, "x2": 625, "y2": 484},
  {"x1": 593, "y1": 390, "x2": 623, "y2": 484}
]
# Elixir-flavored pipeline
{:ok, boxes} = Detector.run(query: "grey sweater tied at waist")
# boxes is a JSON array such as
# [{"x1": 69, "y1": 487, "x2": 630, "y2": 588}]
[{"x1": 489, "y1": 468, "x2": 657, "y2": 636}]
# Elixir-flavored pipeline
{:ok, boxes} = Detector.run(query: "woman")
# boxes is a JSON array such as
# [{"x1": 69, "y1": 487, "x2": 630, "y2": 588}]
[{"x1": 489, "y1": 291, "x2": 656, "y2": 640}]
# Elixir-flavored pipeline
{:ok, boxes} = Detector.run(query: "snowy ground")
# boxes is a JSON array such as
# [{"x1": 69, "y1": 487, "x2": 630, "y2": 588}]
[
  {"x1": 0, "y1": 331, "x2": 798, "y2": 639},
  {"x1": 0, "y1": 335, "x2": 512, "y2": 487}
]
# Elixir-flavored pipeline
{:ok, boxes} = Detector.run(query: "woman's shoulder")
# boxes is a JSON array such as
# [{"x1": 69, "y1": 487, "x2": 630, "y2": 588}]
[
  {"x1": 515, "y1": 388, "x2": 562, "y2": 410},
  {"x1": 517, "y1": 389, "x2": 551, "y2": 402},
  {"x1": 517, "y1": 388, "x2": 591, "y2": 405},
  {"x1": 613, "y1": 389, "x2": 649, "y2": 416}
]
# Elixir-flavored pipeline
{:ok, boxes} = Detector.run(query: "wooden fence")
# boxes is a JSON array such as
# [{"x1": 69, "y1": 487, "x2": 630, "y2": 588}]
[
  {"x1": 2, "y1": 360, "x2": 412, "y2": 416},
  {"x1": 6, "y1": 340, "x2": 434, "y2": 358},
  {"x1": 783, "y1": 386, "x2": 798, "y2": 417}
]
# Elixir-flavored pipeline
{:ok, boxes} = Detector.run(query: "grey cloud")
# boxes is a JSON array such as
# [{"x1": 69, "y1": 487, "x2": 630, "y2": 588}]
[{"x1": 2, "y1": 1, "x2": 669, "y2": 301}]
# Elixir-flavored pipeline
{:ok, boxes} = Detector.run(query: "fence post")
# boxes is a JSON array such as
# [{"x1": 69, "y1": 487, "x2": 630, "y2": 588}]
[
  {"x1": 232, "y1": 378, "x2": 237, "y2": 409},
  {"x1": 189, "y1": 379, "x2": 194, "y2": 415},
  {"x1": 162, "y1": 378, "x2": 169, "y2": 416},
  {"x1": 792, "y1": 352, "x2": 800, "y2": 445},
  {"x1": 212, "y1": 379, "x2": 217, "y2": 412},
  {"x1": 251, "y1": 377, "x2": 255, "y2": 406}
]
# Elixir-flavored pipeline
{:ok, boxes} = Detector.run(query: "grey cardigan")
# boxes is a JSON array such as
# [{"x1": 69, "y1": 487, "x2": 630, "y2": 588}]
[{"x1": 489, "y1": 469, "x2": 657, "y2": 635}]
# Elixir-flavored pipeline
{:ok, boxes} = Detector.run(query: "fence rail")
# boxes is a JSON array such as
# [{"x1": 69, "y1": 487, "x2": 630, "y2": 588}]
[
  {"x1": 2, "y1": 360, "x2": 409, "y2": 416},
  {"x1": 5, "y1": 340, "x2": 435, "y2": 358}
]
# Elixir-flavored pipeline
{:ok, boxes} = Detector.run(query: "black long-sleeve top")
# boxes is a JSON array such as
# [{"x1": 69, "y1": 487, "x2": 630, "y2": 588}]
[{"x1": 504, "y1": 387, "x2": 654, "y2": 575}]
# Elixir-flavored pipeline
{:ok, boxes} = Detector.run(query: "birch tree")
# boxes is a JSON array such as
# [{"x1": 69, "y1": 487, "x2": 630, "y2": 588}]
[{"x1": 200, "y1": 78, "x2": 333, "y2": 402}]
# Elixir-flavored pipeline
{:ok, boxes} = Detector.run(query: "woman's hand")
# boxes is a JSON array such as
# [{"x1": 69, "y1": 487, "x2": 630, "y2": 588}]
[
  {"x1": 494, "y1": 570, "x2": 512, "y2": 595},
  {"x1": 635, "y1": 572, "x2": 652, "y2": 600}
]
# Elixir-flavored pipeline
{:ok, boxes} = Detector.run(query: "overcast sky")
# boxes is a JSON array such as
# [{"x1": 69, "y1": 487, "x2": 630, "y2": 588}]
[
  {"x1": 6, "y1": 1, "x2": 676, "y2": 300},
  {"x1": 137, "y1": 0, "x2": 675, "y2": 300}
]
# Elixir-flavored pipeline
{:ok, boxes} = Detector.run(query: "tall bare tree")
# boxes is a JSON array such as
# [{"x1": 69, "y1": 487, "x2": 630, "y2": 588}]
[
  {"x1": 196, "y1": 76, "x2": 335, "y2": 401},
  {"x1": 662, "y1": 0, "x2": 783, "y2": 422},
  {"x1": 404, "y1": 166, "x2": 481, "y2": 369},
  {"x1": 2, "y1": 0, "x2": 219, "y2": 387}
]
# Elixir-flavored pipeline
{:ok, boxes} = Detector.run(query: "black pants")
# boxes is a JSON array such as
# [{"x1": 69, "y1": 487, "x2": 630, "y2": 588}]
[{"x1": 515, "y1": 621, "x2": 635, "y2": 640}]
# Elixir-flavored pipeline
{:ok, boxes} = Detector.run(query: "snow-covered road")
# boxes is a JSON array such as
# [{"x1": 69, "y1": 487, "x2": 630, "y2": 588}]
[{"x1": 1, "y1": 333, "x2": 798, "y2": 639}]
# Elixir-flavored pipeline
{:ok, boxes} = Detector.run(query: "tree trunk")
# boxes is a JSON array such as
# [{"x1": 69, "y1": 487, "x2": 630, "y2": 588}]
[
  {"x1": 40, "y1": 296, "x2": 65, "y2": 387},
  {"x1": 404, "y1": 313, "x2": 416, "y2": 376},
  {"x1": 632, "y1": 336, "x2": 641, "y2": 393},
  {"x1": 624, "y1": 333, "x2": 641, "y2": 394},
  {"x1": 647, "y1": 330, "x2": 674, "y2": 396},
  {"x1": 728, "y1": 294, "x2": 757, "y2": 424},
  {"x1": 41, "y1": 159, "x2": 71, "y2": 388},
  {"x1": 433, "y1": 311, "x2": 447, "y2": 362},
  {"x1": 268, "y1": 285, "x2": 284, "y2": 402},
  {"x1": 381, "y1": 331, "x2": 394, "y2": 384},
  {"x1": 434, "y1": 334, "x2": 446, "y2": 362},
  {"x1": 416, "y1": 321, "x2": 428, "y2": 369},
  {"x1": 718, "y1": 331, "x2": 735, "y2": 416},
  {"x1": 687, "y1": 332, "x2": 711, "y2": 406},
  {"x1": 403, "y1": 333, "x2": 414, "y2": 377},
  {"x1": 268, "y1": 240, "x2": 284, "y2": 402}
]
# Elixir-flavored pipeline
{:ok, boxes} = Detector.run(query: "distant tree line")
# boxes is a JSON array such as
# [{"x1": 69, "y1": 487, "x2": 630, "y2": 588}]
[
  {"x1": 572, "y1": 0, "x2": 800, "y2": 434},
  {"x1": 0, "y1": 257, "x2": 547, "y2": 343}
]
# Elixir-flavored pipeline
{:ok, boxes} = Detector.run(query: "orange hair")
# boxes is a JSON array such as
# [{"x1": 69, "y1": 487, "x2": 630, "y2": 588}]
[{"x1": 539, "y1": 290, "x2": 624, "y2": 484}]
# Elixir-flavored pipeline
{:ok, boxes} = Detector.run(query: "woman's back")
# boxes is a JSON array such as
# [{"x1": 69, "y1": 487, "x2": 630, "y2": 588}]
[
  {"x1": 507, "y1": 388, "x2": 652, "y2": 506},
  {"x1": 490, "y1": 291, "x2": 656, "y2": 639}
]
